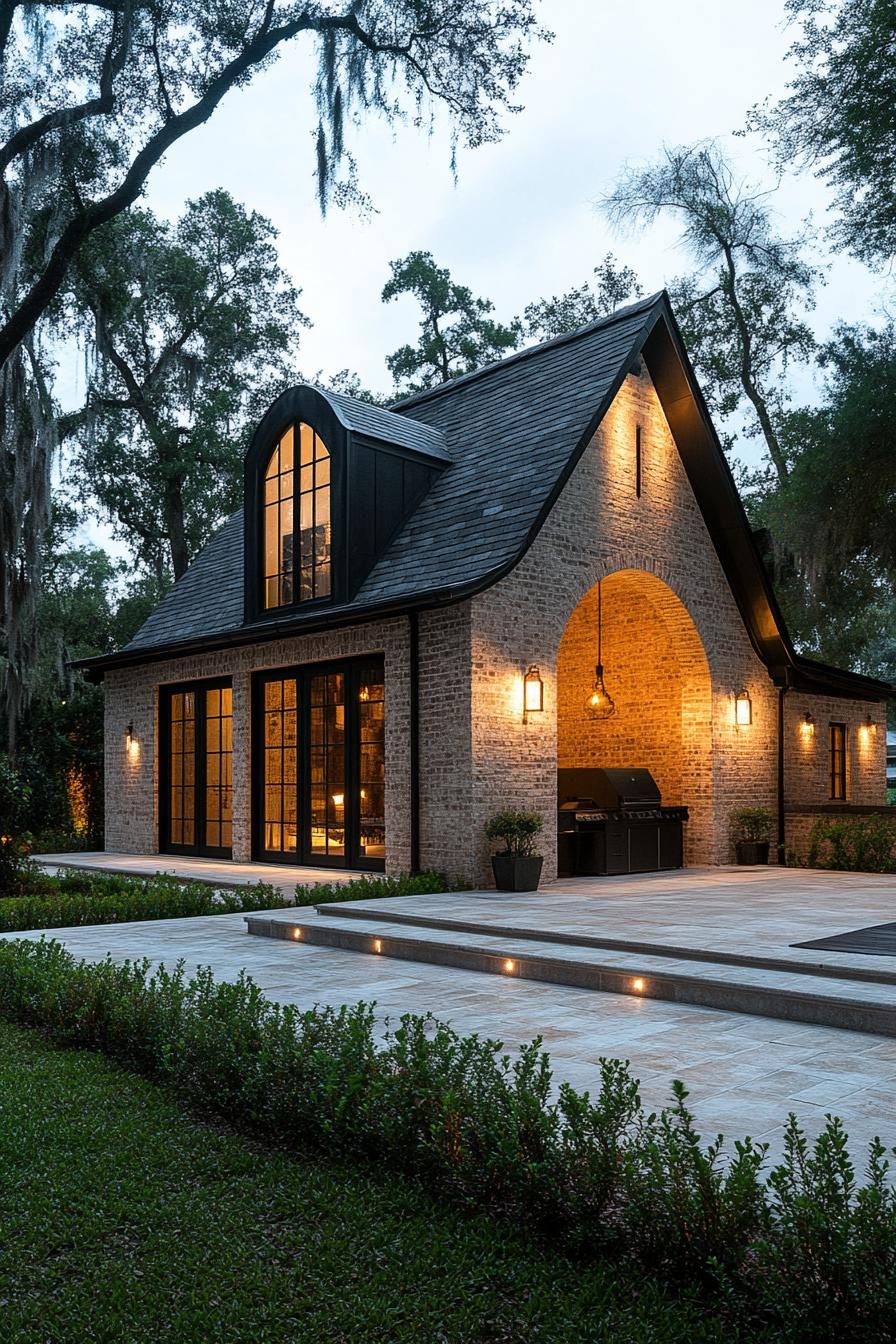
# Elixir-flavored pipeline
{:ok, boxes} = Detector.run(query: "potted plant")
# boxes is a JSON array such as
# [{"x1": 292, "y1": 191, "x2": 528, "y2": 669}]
[
  {"x1": 485, "y1": 810, "x2": 544, "y2": 891},
  {"x1": 730, "y1": 807, "x2": 772, "y2": 865}
]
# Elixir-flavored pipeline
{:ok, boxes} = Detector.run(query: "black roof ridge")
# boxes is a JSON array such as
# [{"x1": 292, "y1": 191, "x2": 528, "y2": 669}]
[{"x1": 389, "y1": 291, "x2": 667, "y2": 413}]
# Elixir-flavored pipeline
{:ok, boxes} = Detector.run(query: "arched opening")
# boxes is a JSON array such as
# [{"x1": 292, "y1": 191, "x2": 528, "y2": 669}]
[{"x1": 557, "y1": 570, "x2": 713, "y2": 866}]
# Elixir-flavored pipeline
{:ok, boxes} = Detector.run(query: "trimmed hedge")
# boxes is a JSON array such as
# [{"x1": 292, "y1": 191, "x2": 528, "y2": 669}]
[
  {"x1": 294, "y1": 870, "x2": 465, "y2": 905},
  {"x1": 0, "y1": 938, "x2": 893, "y2": 1341},
  {"x1": 0, "y1": 870, "x2": 286, "y2": 931}
]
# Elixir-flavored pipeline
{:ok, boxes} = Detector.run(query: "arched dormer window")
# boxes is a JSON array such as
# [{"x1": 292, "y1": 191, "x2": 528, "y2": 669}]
[{"x1": 263, "y1": 422, "x2": 331, "y2": 610}]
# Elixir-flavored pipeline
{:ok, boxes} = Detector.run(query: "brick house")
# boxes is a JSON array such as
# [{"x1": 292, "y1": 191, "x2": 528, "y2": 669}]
[{"x1": 78, "y1": 293, "x2": 890, "y2": 884}]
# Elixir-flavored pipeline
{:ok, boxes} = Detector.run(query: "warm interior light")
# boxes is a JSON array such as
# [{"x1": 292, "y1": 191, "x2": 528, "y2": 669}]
[
  {"x1": 735, "y1": 689, "x2": 752, "y2": 727},
  {"x1": 523, "y1": 665, "x2": 544, "y2": 717},
  {"x1": 332, "y1": 792, "x2": 344, "y2": 807},
  {"x1": 504, "y1": 959, "x2": 515, "y2": 973},
  {"x1": 359, "y1": 685, "x2": 370, "y2": 702},
  {"x1": 632, "y1": 977, "x2": 646, "y2": 993}
]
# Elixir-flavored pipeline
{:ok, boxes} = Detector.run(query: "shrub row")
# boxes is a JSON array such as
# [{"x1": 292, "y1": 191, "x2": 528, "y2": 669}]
[
  {"x1": 808, "y1": 814, "x2": 896, "y2": 873},
  {"x1": 293, "y1": 869, "x2": 463, "y2": 906},
  {"x1": 0, "y1": 938, "x2": 893, "y2": 1341},
  {"x1": 0, "y1": 870, "x2": 286, "y2": 931}
]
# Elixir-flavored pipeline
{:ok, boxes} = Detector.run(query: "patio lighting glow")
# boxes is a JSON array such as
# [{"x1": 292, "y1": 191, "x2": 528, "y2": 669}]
[
  {"x1": 585, "y1": 581, "x2": 616, "y2": 721},
  {"x1": 861, "y1": 714, "x2": 877, "y2": 741},
  {"x1": 523, "y1": 665, "x2": 544, "y2": 720},
  {"x1": 631, "y1": 977, "x2": 646, "y2": 993},
  {"x1": 735, "y1": 688, "x2": 752, "y2": 728},
  {"x1": 374, "y1": 939, "x2": 382, "y2": 953},
  {"x1": 503, "y1": 959, "x2": 515, "y2": 973},
  {"x1": 125, "y1": 721, "x2": 140, "y2": 761},
  {"x1": 800, "y1": 711, "x2": 815, "y2": 738},
  {"x1": 293, "y1": 928, "x2": 302, "y2": 939}
]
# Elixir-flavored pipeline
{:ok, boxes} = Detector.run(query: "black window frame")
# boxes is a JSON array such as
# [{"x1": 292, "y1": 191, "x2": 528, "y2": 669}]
[
  {"x1": 829, "y1": 722, "x2": 848, "y2": 801},
  {"x1": 252, "y1": 655, "x2": 386, "y2": 872},
  {"x1": 159, "y1": 676, "x2": 234, "y2": 859},
  {"x1": 244, "y1": 387, "x2": 348, "y2": 625}
]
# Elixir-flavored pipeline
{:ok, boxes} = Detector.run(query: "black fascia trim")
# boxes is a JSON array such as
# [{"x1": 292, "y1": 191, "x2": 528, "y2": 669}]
[
  {"x1": 243, "y1": 385, "x2": 349, "y2": 626},
  {"x1": 640, "y1": 306, "x2": 893, "y2": 702}
]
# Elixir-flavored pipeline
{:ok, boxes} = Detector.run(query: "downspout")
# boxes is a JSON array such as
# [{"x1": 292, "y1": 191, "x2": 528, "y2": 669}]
[
  {"x1": 777, "y1": 679, "x2": 790, "y2": 866},
  {"x1": 409, "y1": 610, "x2": 421, "y2": 873}
]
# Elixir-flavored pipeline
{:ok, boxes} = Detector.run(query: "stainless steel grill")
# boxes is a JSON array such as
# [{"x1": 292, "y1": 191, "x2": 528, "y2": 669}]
[{"x1": 557, "y1": 767, "x2": 688, "y2": 877}]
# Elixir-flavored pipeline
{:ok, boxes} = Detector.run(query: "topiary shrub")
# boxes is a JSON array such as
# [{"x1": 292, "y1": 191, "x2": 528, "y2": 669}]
[
  {"x1": 294, "y1": 870, "x2": 465, "y2": 906},
  {"x1": 485, "y1": 809, "x2": 544, "y2": 857}
]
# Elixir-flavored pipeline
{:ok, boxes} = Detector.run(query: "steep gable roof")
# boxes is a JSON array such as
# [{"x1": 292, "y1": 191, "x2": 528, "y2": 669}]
[{"x1": 80, "y1": 293, "x2": 890, "y2": 702}]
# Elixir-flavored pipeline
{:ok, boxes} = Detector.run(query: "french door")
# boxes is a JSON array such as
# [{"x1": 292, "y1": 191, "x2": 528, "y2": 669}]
[
  {"x1": 253, "y1": 657, "x2": 385, "y2": 870},
  {"x1": 160, "y1": 679, "x2": 233, "y2": 858}
]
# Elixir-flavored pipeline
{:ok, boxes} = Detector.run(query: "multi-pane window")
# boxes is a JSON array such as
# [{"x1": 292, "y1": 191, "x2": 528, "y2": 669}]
[
  {"x1": 255, "y1": 659, "x2": 383, "y2": 869},
  {"x1": 263, "y1": 677, "x2": 299, "y2": 855},
  {"x1": 204, "y1": 687, "x2": 233, "y2": 852},
  {"x1": 358, "y1": 662, "x2": 385, "y2": 860},
  {"x1": 163, "y1": 680, "x2": 232, "y2": 857},
  {"x1": 830, "y1": 723, "x2": 847, "y2": 801},
  {"x1": 310, "y1": 670, "x2": 345, "y2": 858},
  {"x1": 168, "y1": 690, "x2": 195, "y2": 847},
  {"x1": 263, "y1": 422, "x2": 331, "y2": 610}
]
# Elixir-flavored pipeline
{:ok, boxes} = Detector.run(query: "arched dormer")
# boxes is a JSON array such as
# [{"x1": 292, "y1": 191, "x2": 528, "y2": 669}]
[{"x1": 243, "y1": 384, "x2": 449, "y2": 624}]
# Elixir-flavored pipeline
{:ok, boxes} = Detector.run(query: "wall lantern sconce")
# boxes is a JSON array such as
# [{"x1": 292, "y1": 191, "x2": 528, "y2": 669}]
[
  {"x1": 125, "y1": 721, "x2": 139, "y2": 762},
  {"x1": 523, "y1": 665, "x2": 544, "y2": 721},
  {"x1": 734, "y1": 688, "x2": 752, "y2": 728},
  {"x1": 860, "y1": 714, "x2": 877, "y2": 744},
  {"x1": 800, "y1": 711, "x2": 816, "y2": 738}
]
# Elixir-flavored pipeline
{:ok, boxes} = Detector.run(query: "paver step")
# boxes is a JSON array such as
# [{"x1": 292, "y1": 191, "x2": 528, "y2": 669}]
[
  {"x1": 312, "y1": 902, "x2": 896, "y2": 988},
  {"x1": 244, "y1": 909, "x2": 896, "y2": 1037}
]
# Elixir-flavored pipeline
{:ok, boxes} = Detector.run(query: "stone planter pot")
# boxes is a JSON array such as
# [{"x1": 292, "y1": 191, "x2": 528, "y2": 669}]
[
  {"x1": 491, "y1": 854, "x2": 544, "y2": 892},
  {"x1": 735, "y1": 840, "x2": 769, "y2": 865}
]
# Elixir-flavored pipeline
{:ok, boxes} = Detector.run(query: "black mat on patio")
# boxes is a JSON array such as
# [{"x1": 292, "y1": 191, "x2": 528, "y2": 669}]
[{"x1": 794, "y1": 922, "x2": 896, "y2": 956}]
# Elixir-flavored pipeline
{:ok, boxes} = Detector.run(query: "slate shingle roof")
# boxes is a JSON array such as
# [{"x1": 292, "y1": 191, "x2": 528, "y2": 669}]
[
  {"x1": 321, "y1": 388, "x2": 450, "y2": 462},
  {"x1": 121, "y1": 295, "x2": 658, "y2": 656},
  {"x1": 89, "y1": 293, "x2": 892, "y2": 701}
]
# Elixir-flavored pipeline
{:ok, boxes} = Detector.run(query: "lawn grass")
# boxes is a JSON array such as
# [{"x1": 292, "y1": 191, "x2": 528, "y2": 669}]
[{"x1": 0, "y1": 1020, "x2": 758, "y2": 1344}]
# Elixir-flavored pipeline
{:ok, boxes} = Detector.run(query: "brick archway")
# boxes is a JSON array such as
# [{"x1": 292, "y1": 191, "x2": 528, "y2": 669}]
[{"x1": 557, "y1": 570, "x2": 714, "y2": 865}]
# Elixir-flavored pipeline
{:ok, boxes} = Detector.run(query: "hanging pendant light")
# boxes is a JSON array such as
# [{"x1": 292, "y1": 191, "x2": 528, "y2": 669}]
[{"x1": 585, "y1": 580, "x2": 616, "y2": 720}]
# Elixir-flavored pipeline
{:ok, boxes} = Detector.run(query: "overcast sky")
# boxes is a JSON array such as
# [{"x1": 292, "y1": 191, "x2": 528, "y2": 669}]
[{"x1": 64, "y1": 0, "x2": 889, "y2": 546}]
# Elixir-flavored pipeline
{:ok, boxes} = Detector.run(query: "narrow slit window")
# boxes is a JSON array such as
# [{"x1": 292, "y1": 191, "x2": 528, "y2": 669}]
[
  {"x1": 635, "y1": 425, "x2": 642, "y2": 498},
  {"x1": 830, "y1": 723, "x2": 847, "y2": 800}
]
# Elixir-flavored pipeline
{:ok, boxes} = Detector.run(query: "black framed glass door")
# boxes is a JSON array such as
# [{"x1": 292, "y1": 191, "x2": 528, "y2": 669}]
[
  {"x1": 160, "y1": 679, "x2": 233, "y2": 858},
  {"x1": 253, "y1": 657, "x2": 385, "y2": 870}
]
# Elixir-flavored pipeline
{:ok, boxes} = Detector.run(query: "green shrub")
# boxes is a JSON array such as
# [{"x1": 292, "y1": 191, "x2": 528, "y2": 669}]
[
  {"x1": 0, "y1": 755, "x2": 35, "y2": 894},
  {"x1": 729, "y1": 807, "x2": 773, "y2": 845},
  {"x1": 485, "y1": 809, "x2": 544, "y2": 856},
  {"x1": 0, "y1": 939, "x2": 892, "y2": 1339},
  {"x1": 807, "y1": 814, "x2": 896, "y2": 872},
  {"x1": 0, "y1": 870, "x2": 286, "y2": 931},
  {"x1": 295, "y1": 870, "x2": 465, "y2": 905}
]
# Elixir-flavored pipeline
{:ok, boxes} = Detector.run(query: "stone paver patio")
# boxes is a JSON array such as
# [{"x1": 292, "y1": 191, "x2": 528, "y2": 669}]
[
  {"x1": 10, "y1": 861, "x2": 896, "y2": 1166},
  {"x1": 37, "y1": 850, "x2": 364, "y2": 898}
]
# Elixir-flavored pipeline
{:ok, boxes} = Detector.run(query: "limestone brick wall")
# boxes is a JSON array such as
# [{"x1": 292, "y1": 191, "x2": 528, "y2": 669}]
[
  {"x1": 104, "y1": 617, "x2": 413, "y2": 872},
  {"x1": 784, "y1": 695, "x2": 888, "y2": 861},
  {"x1": 417, "y1": 604, "x2": 475, "y2": 878},
  {"x1": 469, "y1": 361, "x2": 810, "y2": 881}
]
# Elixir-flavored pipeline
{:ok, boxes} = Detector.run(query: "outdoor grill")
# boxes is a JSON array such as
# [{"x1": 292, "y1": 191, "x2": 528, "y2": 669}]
[{"x1": 557, "y1": 767, "x2": 688, "y2": 877}]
